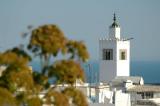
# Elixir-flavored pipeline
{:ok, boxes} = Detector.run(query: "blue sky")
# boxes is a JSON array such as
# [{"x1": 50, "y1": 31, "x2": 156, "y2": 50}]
[{"x1": 0, "y1": 0, "x2": 160, "y2": 61}]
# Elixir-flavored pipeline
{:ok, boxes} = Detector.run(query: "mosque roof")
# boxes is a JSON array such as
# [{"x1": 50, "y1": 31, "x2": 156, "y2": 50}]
[
  {"x1": 110, "y1": 76, "x2": 143, "y2": 88},
  {"x1": 136, "y1": 98, "x2": 160, "y2": 106},
  {"x1": 127, "y1": 85, "x2": 160, "y2": 93},
  {"x1": 112, "y1": 76, "x2": 143, "y2": 84}
]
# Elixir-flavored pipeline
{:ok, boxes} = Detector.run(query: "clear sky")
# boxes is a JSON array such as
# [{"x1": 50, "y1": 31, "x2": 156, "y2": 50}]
[{"x1": 0, "y1": 0, "x2": 160, "y2": 61}]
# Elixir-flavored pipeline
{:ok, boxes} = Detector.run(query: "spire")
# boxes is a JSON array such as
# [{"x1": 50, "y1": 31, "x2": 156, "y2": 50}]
[
  {"x1": 113, "y1": 13, "x2": 116, "y2": 22},
  {"x1": 109, "y1": 13, "x2": 121, "y2": 39},
  {"x1": 110, "y1": 13, "x2": 119, "y2": 28}
]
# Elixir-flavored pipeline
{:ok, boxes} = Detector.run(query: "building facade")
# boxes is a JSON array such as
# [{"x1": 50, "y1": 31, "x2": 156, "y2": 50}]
[{"x1": 99, "y1": 14, "x2": 130, "y2": 83}]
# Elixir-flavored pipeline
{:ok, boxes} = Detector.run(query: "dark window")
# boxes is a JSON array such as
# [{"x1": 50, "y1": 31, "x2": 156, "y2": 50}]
[
  {"x1": 112, "y1": 91, "x2": 115, "y2": 104},
  {"x1": 145, "y1": 92, "x2": 153, "y2": 99},
  {"x1": 138, "y1": 92, "x2": 153, "y2": 99},
  {"x1": 120, "y1": 49, "x2": 127, "y2": 60},
  {"x1": 103, "y1": 49, "x2": 113, "y2": 60}
]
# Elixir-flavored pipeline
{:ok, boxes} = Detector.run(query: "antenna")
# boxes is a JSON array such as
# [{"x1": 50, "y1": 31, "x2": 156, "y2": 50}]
[
  {"x1": 123, "y1": 37, "x2": 134, "y2": 41},
  {"x1": 85, "y1": 63, "x2": 92, "y2": 99}
]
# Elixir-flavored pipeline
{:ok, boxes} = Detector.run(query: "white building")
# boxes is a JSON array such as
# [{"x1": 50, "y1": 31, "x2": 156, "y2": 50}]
[
  {"x1": 0, "y1": 13, "x2": 160, "y2": 106},
  {"x1": 99, "y1": 13, "x2": 130, "y2": 83},
  {"x1": 42, "y1": 14, "x2": 160, "y2": 106},
  {"x1": 22, "y1": 14, "x2": 160, "y2": 106},
  {"x1": 95, "y1": 14, "x2": 160, "y2": 106}
]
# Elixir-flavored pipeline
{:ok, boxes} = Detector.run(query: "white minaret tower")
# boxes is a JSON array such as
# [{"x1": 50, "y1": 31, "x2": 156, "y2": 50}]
[{"x1": 99, "y1": 14, "x2": 130, "y2": 83}]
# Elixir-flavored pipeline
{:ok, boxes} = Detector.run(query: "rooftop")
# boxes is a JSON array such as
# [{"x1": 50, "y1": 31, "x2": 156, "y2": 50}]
[
  {"x1": 127, "y1": 85, "x2": 160, "y2": 93},
  {"x1": 112, "y1": 76, "x2": 143, "y2": 84}
]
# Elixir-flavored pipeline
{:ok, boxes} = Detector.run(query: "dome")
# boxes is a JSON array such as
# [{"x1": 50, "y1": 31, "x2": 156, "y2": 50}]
[{"x1": 111, "y1": 21, "x2": 119, "y2": 27}]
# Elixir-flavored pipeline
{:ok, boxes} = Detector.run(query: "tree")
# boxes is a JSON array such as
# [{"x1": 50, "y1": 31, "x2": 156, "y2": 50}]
[
  {"x1": 0, "y1": 87, "x2": 17, "y2": 106},
  {"x1": 0, "y1": 48, "x2": 33, "y2": 92},
  {"x1": 0, "y1": 24, "x2": 89, "y2": 106},
  {"x1": 28, "y1": 24, "x2": 89, "y2": 106},
  {"x1": 66, "y1": 40, "x2": 89, "y2": 62},
  {"x1": 27, "y1": 24, "x2": 67, "y2": 74},
  {"x1": 48, "y1": 60, "x2": 85, "y2": 85},
  {"x1": 44, "y1": 89, "x2": 69, "y2": 106},
  {"x1": 63, "y1": 87, "x2": 88, "y2": 106},
  {"x1": 0, "y1": 48, "x2": 37, "y2": 105}
]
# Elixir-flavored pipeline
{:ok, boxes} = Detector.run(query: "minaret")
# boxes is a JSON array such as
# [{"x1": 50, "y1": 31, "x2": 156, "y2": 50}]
[{"x1": 99, "y1": 14, "x2": 130, "y2": 83}]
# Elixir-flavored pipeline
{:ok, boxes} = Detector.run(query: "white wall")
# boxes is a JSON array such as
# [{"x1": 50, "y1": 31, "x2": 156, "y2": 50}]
[
  {"x1": 130, "y1": 92, "x2": 142, "y2": 104},
  {"x1": 109, "y1": 27, "x2": 120, "y2": 39},
  {"x1": 115, "y1": 90, "x2": 131, "y2": 106},
  {"x1": 89, "y1": 103, "x2": 114, "y2": 106},
  {"x1": 154, "y1": 93, "x2": 160, "y2": 98},
  {"x1": 116, "y1": 41, "x2": 130, "y2": 76},
  {"x1": 99, "y1": 19, "x2": 130, "y2": 83},
  {"x1": 98, "y1": 89, "x2": 112, "y2": 103},
  {"x1": 99, "y1": 39, "x2": 130, "y2": 83},
  {"x1": 99, "y1": 40, "x2": 117, "y2": 83}
]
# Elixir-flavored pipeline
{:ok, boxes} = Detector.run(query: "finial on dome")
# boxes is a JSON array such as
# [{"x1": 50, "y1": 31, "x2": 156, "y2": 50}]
[
  {"x1": 113, "y1": 13, "x2": 116, "y2": 22},
  {"x1": 110, "y1": 13, "x2": 119, "y2": 28}
]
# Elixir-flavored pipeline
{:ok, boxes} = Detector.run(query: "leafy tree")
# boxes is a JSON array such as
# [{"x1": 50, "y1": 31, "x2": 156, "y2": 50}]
[
  {"x1": 27, "y1": 24, "x2": 67, "y2": 74},
  {"x1": 0, "y1": 49, "x2": 33, "y2": 92},
  {"x1": 0, "y1": 24, "x2": 89, "y2": 106},
  {"x1": 66, "y1": 40, "x2": 89, "y2": 62},
  {"x1": 63, "y1": 87, "x2": 88, "y2": 106},
  {"x1": 0, "y1": 87, "x2": 17, "y2": 106},
  {"x1": 48, "y1": 60, "x2": 85, "y2": 85},
  {"x1": 0, "y1": 48, "x2": 36, "y2": 105},
  {"x1": 44, "y1": 89, "x2": 69, "y2": 106},
  {"x1": 26, "y1": 97, "x2": 42, "y2": 106},
  {"x1": 28, "y1": 24, "x2": 89, "y2": 106}
]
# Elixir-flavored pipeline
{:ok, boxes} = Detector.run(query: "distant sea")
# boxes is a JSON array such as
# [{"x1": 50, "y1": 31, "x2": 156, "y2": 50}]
[
  {"x1": 130, "y1": 61, "x2": 160, "y2": 84},
  {"x1": 31, "y1": 61, "x2": 160, "y2": 84}
]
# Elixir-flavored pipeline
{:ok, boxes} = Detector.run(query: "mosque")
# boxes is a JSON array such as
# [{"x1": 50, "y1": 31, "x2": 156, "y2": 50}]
[
  {"x1": 76, "y1": 14, "x2": 160, "y2": 106},
  {"x1": 47, "y1": 14, "x2": 160, "y2": 106}
]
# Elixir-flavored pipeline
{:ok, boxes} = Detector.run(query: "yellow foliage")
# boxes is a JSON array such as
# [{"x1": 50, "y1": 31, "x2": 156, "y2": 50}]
[
  {"x1": 0, "y1": 87, "x2": 17, "y2": 106},
  {"x1": 27, "y1": 97, "x2": 42, "y2": 106},
  {"x1": 63, "y1": 87, "x2": 88, "y2": 106},
  {"x1": 8, "y1": 67, "x2": 34, "y2": 91},
  {"x1": 49, "y1": 60, "x2": 85, "y2": 84},
  {"x1": 0, "y1": 24, "x2": 90, "y2": 106},
  {"x1": 29, "y1": 24, "x2": 67, "y2": 55},
  {"x1": 0, "y1": 51, "x2": 29, "y2": 68},
  {"x1": 45, "y1": 90, "x2": 69, "y2": 106},
  {"x1": 66, "y1": 40, "x2": 89, "y2": 62}
]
